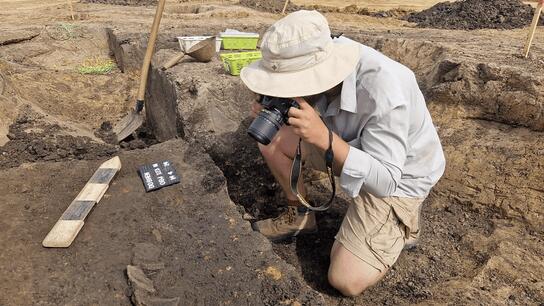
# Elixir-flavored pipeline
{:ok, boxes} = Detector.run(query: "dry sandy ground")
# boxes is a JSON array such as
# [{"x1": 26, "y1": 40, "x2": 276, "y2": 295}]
[{"x1": 1, "y1": 0, "x2": 544, "y2": 305}]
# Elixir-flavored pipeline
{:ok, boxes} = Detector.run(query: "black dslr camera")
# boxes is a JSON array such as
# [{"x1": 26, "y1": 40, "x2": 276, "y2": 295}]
[{"x1": 248, "y1": 96, "x2": 300, "y2": 145}]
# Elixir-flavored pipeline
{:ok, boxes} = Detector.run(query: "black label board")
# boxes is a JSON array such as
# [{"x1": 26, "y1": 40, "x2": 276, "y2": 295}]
[{"x1": 137, "y1": 160, "x2": 180, "y2": 192}]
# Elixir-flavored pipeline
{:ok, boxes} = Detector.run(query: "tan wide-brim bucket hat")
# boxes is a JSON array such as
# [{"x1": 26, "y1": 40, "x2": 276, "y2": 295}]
[{"x1": 241, "y1": 10, "x2": 360, "y2": 98}]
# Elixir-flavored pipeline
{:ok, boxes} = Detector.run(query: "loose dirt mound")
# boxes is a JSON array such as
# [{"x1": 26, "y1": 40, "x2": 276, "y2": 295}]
[
  {"x1": 81, "y1": 0, "x2": 157, "y2": 6},
  {"x1": 0, "y1": 113, "x2": 118, "y2": 170},
  {"x1": 239, "y1": 0, "x2": 410, "y2": 18},
  {"x1": 407, "y1": 0, "x2": 543, "y2": 30}
]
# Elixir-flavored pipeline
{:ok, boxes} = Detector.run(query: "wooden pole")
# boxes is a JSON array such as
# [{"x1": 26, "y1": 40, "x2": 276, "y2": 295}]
[
  {"x1": 67, "y1": 0, "x2": 75, "y2": 20},
  {"x1": 523, "y1": 0, "x2": 543, "y2": 58},
  {"x1": 136, "y1": 0, "x2": 166, "y2": 102},
  {"x1": 281, "y1": 0, "x2": 289, "y2": 15}
]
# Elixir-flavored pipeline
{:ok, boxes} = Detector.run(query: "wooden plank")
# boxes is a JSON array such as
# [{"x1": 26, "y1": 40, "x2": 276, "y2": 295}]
[
  {"x1": 67, "y1": 0, "x2": 75, "y2": 20},
  {"x1": 42, "y1": 220, "x2": 84, "y2": 248},
  {"x1": 42, "y1": 156, "x2": 121, "y2": 248},
  {"x1": 524, "y1": 0, "x2": 543, "y2": 58},
  {"x1": 75, "y1": 183, "x2": 108, "y2": 202},
  {"x1": 89, "y1": 168, "x2": 118, "y2": 184},
  {"x1": 282, "y1": 0, "x2": 289, "y2": 14},
  {"x1": 61, "y1": 200, "x2": 95, "y2": 220}
]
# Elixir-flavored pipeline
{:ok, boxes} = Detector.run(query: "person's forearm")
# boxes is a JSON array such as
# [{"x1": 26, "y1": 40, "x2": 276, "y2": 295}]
[
  {"x1": 313, "y1": 131, "x2": 350, "y2": 176},
  {"x1": 312, "y1": 129, "x2": 401, "y2": 197},
  {"x1": 286, "y1": 98, "x2": 350, "y2": 175}
]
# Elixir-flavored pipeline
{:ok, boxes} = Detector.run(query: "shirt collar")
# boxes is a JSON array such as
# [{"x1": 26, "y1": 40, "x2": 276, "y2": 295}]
[
  {"x1": 340, "y1": 69, "x2": 358, "y2": 113},
  {"x1": 319, "y1": 69, "x2": 358, "y2": 117}
]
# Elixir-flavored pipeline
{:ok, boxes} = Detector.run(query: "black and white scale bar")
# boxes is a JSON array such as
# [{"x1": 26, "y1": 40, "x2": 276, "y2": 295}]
[{"x1": 42, "y1": 156, "x2": 121, "y2": 248}]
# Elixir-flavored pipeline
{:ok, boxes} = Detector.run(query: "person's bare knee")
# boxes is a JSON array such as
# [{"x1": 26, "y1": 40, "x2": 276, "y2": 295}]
[
  {"x1": 258, "y1": 125, "x2": 300, "y2": 160},
  {"x1": 328, "y1": 241, "x2": 386, "y2": 297},
  {"x1": 328, "y1": 270, "x2": 374, "y2": 297},
  {"x1": 258, "y1": 141, "x2": 277, "y2": 160}
]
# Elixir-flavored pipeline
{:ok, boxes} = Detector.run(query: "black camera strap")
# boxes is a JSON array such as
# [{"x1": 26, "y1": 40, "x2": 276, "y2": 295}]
[{"x1": 289, "y1": 124, "x2": 336, "y2": 211}]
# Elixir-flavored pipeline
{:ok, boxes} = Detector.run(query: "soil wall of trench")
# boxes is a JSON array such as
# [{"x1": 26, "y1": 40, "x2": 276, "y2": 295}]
[
  {"x1": 107, "y1": 28, "x2": 544, "y2": 230},
  {"x1": 107, "y1": 28, "x2": 544, "y2": 304},
  {"x1": 347, "y1": 33, "x2": 544, "y2": 231}
]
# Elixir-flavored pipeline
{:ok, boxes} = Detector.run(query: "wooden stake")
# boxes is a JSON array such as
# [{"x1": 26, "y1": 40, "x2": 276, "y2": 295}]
[
  {"x1": 281, "y1": 0, "x2": 289, "y2": 15},
  {"x1": 42, "y1": 156, "x2": 121, "y2": 248},
  {"x1": 524, "y1": 0, "x2": 543, "y2": 58},
  {"x1": 67, "y1": 0, "x2": 75, "y2": 20}
]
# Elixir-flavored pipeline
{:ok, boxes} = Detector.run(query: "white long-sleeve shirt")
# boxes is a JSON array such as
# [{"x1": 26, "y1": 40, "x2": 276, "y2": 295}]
[{"x1": 317, "y1": 37, "x2": 446, "y2": 198}]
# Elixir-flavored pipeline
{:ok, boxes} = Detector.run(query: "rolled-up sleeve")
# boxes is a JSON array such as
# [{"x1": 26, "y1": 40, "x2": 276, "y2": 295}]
[{"x1": 340, "y1": 103, "x2": 409, "y2": 198}]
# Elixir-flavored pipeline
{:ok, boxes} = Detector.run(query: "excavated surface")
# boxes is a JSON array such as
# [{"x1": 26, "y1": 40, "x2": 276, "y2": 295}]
[
  {"x1": 1, "y1": 1, "x2": 544, "y2": 305},
  {"x1": 107, "y1": 16, "x2": 543, "y2": 303},
  {"x1": 0, "y1": 140, "x2": 325, "y2": 305}
]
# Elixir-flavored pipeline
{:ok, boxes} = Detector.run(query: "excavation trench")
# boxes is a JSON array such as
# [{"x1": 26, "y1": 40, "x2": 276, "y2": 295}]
[
  {"x1": 0, "y1": 20, "x2": 541, "y2": 305},
  {"x1": 0, "y1": 24, "x2": 327, "y2": 305},
  {"x1": 106, "y1": 27, "x2": 544, "y2": 304}
]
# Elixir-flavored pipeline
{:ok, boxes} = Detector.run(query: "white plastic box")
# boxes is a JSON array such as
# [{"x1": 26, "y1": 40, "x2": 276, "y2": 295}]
[{"x1": 177, "y1": 36, "x2": 222, "y2": 53}]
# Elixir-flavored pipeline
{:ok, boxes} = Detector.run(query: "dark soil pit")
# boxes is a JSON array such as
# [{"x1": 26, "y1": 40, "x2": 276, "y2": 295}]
[
  {"x1": 141, "y1": 52, "x2": 506, "y2": 304},
  {"x1": 95, "y1": 120, "x2": 160, "y2": 150},
  {"x1": 407, "y1": 0, "x2": 544, "y2": 30},
  {"x1": 205, "y1": 119, "x2": 281, "y2": 219}
]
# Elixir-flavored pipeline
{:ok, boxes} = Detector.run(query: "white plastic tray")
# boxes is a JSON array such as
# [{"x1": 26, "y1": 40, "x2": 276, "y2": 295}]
[{"x1": 177, "y1": 36, "x2": 222, "y2": 53}]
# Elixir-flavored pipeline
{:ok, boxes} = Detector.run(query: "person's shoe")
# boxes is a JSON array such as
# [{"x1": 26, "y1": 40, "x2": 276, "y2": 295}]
[
  {"x1": 403, "y1": 231, "x2": 420, "y2": 251},
  {"x1": 251, "y1": 206, "x2": 317, "y2": 241}
]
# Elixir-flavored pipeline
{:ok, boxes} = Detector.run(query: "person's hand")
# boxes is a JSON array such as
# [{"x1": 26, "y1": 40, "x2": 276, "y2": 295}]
[
  {"x1": 287, "y1": 97, "x2": 329, "y2": 150},
  {"x1": 250, "y1": 100, "x2": 263, "y2": 118}
]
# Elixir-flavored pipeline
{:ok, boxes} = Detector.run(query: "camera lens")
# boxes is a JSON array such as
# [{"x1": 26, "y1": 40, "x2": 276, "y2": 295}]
[{"x1": 248, "y1": 109, "x2": 284, "y2": 145}]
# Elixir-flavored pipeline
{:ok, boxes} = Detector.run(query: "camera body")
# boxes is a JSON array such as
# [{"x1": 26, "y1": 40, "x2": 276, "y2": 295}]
[{"x1": 248, "y1": 96, "x2": 300, "y2": 145}]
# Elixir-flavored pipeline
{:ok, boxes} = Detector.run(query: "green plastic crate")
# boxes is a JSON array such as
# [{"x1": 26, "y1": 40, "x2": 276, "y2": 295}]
[
  {"x1": 220, "y1": 51, "x2": 262, "y2": 76},
  {"x1": 220, "y1": 35, "x2": 259, "y2": 50}
]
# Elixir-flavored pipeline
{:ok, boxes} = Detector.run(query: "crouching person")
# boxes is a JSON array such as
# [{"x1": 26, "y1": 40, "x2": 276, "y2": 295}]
[{"x1": 240, "y1": 10, "x2": 445, "y2": 296}]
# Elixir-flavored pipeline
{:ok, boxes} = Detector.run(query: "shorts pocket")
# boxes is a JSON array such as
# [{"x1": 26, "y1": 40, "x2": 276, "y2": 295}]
[{"x1": 365, "y1": 203, "x2": 406, "y2": 268}]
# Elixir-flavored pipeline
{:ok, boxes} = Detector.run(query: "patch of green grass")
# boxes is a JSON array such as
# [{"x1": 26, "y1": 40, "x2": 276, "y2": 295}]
[
  {"x1": 45, "y1": 23, "x2": 80, "y2": 41},
  {"x1": 58, "y1": 23, "x2": 78, "y2": 39},
  {"x1": 77, "y1": 58, "x2": 116, "y2": 75}
]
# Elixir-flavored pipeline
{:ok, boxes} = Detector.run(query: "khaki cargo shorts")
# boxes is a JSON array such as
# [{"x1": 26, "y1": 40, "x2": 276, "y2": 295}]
[{"x1": 303, "y1": 142, "x2": 424, "y2": 272}]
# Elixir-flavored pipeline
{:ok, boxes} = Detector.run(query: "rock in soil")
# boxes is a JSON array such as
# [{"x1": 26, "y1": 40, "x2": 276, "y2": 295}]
[
  {"x1": 127, "y1": 265, "x2": 179, "y2": 306},
  {"x1": 127, "y1": 265, "x2": 157, "y2": 294},
  {"x1": 407, "y1": 0, "x2": 544, "y2": 30},
  {"x1": 132, "y1": 293, "x2": 180, "y2": 306}
]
